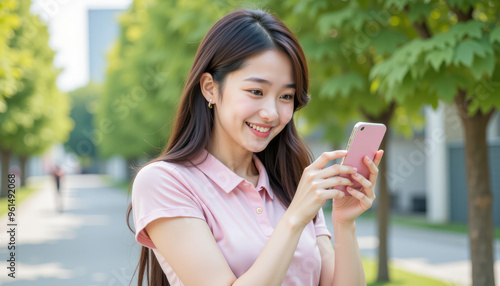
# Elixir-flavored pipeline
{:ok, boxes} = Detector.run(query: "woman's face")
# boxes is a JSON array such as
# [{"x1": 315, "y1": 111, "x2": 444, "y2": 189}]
[{"x1": 211, "y1": 49, "x2": 296, "y2": 154}]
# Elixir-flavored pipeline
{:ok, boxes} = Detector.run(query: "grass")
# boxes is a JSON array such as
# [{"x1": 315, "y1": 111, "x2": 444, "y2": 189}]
[
  {"x1": 0, "y1": 185, "x2": 38, "y2": 217},
  {"x1": 363, "y1": 258, "x2": 453, "y2": 285}
]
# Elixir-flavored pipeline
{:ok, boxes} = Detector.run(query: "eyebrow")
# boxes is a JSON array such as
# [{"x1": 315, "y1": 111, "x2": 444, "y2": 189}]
[{"x1": 243, "y1": 77, "x2": 296, "y2": 89}]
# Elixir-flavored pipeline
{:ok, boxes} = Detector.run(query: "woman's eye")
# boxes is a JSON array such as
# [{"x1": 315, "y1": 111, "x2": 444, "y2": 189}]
[
  {"x1": 249, "y1": 90, "x2": 263, "y2": 96},
  {"x1": 281, "y1": 94, "x2": 294, "y2": 100}
]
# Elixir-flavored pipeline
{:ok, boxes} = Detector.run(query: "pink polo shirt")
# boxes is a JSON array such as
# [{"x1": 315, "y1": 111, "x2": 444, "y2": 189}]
[{"x1": 132, "y1": 149, "x2": 332, "y2": 285}]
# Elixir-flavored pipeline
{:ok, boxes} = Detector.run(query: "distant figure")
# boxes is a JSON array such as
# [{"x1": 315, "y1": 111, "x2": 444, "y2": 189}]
[{"x1": 52, "y1": 165, "x2": 64, "y2": 212}]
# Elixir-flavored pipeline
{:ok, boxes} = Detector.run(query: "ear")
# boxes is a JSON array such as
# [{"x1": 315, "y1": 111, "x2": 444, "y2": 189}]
[{"x1": 200, "y1": 72, "x2": 218, "y2": 104}]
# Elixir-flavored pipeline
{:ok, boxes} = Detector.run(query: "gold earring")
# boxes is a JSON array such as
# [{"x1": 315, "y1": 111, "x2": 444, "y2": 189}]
[{"x1": 208, "y1": 99, "x2": 213, "y2": 109}]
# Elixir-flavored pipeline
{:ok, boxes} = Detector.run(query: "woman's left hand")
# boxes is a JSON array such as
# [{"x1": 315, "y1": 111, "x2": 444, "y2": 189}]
[{"x1": 333, "y1": 150, "x2": 384, "y2": 225}]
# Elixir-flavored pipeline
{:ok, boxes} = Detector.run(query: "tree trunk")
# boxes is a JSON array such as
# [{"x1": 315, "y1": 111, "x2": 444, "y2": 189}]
[
  {"x1": 1, "y1": 149, "x2": 12, "y2": 198},
  {"x1": 455, "y1": 90, "x2": 496, "y2": 286},
  {"x1": 19, "y1": 155, "x2": 28, "y2": 187},
  {"x1": 362, "y1": 101, "x2": 395, "y2": 282}
]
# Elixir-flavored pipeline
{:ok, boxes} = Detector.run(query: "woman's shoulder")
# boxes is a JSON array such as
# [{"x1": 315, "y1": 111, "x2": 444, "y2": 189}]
[
  {"x1": 131, "y1": 160, "x2": 201, "y2": 200},
  {"x1": 135, "y1": 160, "x2": 194, "y2": 182}
]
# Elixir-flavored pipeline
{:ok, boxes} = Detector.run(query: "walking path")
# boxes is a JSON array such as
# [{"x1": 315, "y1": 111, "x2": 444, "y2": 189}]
[
  {"x1": 0, "y1": 175, "x2": 140, "y2": 285},
  {"x1": 0, "y1": 174, "x2": 498, "y2": 285},
  {"x1": 324, "y1": 209, "x2": 500, "y2": 285}
]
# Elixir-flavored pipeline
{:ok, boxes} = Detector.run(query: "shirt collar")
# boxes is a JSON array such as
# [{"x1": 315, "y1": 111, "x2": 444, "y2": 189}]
[{"x1": 191, "y1": 149, "x2": 274, "y2": 200}]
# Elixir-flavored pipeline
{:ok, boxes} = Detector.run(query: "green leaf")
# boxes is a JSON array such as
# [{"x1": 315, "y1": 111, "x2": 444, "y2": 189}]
[
  {"x1": 317, "y1": 9, "x2": 353, "y2": 34},
  {"x1": 447, "y1": 0, "x2": 477, "y2": 12},
  {"x1": 489, "y1": 26, "x2": 500, "y2": 44},
  {"x1": 469, "y1": 54, "x2": 495, "y2": 80},
  {"x1": 430, "y1": 75, "x2": 458, "y2": 102},
  {"x1": 382, "y1": 0, "x2": 411, "y2": 11},
  {"x1": 320, "y1": 73, "x2": 366, "y2": 99},
  {"x1": 369, "y1": 60, "x2": 392, "y2": 80},
  {"x1": 454, "y1": 40, "x2": 488, "y2": 67},
  {"x1": 0, "y1": 98, "x2": 6, "y2": 113},
  {"x1": 407, "y1": 2, "x2": 432, "y2": 22},
  {"x1": 425, "y1": 47, "x2": 454, "y2": 71},
  {"x1": 386, "y1": 64, "x2": 410, "y2": 89},
  {"x1": 428, "y1": 31, "x2": 457, "y2": 50},
  {"x1": 394, "y1": 39, "x2": 427, "y2": 65},
  {"x1": 448, "y1": 21, "x2": 484, "y2": 40},
  {"x1": 410, "y1": 60, "x2": 429, "y2": 79},
  {"x1": 370, "y1": 30, "x2": 408, "y2": 55}
]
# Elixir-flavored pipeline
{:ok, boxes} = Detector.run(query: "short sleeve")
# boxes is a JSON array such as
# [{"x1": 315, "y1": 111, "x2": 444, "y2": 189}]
[
  {"x1": 131, "y1": 162, "x2": 205, "y2": 249},
  {"x1": 314, "y1": 207, "x2": 332, "y2": 240}
]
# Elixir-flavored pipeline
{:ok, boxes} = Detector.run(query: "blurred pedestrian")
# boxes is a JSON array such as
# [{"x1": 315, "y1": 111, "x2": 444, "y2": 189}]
[{"x1": 52, "y1": 165, "x2": 64, "y2": 212}]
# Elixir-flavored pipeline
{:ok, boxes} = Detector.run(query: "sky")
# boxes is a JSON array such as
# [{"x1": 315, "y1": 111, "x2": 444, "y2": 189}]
[{"x1": 30, "y1": 0, "x2": 133, "y2": 92}]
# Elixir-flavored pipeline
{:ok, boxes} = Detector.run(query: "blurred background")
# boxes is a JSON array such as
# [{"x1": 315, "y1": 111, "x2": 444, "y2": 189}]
[{"x1": 0, "y1": 0, "x2": 499, "y2": 285}]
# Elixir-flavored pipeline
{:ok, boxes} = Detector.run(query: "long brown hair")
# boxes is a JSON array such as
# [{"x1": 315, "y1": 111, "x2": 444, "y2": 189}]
[{"x1": 126, "y1": 8, "x2": 314, "y2": 285}]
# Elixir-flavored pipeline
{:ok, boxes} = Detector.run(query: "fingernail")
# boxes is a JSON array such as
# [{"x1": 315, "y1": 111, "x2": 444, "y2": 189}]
[
  {"x1": 353, "y1": 167, "x2": 358, "y2": 172},
  {"x1": 347, "y1": 187, "x2": 352, "y2": 191},
  {"x1": 353, "y1": 173, "x2": 359, "y2": 177},
  {"x1": 365, "y1": 156, "x2": 371, "y2": 162}
]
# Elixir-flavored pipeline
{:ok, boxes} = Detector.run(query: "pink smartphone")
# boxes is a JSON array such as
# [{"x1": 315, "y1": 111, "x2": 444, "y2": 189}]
[{"x1": 334, "y1": 122, "x2": 386, "y2": 195}]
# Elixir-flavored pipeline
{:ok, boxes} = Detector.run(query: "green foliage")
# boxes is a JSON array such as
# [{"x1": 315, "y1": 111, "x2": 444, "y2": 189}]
[
  {"x1": 98, "y1": 0, "x2": 251, "y2": 160},
  {"x1": 65, "y1": 82, "x2": 102, "y2": 169},
  {"x1": 0, "y1": 0, "x2": 73, "y2": 157},
  {"x1": 370, "y1": 4, "x2": 500, "y2": 117},
  {"x1": 490, "y1": 26, "x2": 500, "y2": 44},
  {"x1": 321, "y1": 73, "x2": 366, "y2": 99},
  {"x1": 101, "y1": 0, "x2": 499, "y2": 156},
  {"x1": 0, "y1": 0, "x2": 23, "y2": 110},
  {"x1": 288, "y1": 0, "x2": 428, "y2": 143}
]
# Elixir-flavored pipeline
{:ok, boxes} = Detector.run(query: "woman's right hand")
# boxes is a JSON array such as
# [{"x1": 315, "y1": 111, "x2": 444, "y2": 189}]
[{"x1": 285, "y1": 150, "x2": 358, "y2": 229}]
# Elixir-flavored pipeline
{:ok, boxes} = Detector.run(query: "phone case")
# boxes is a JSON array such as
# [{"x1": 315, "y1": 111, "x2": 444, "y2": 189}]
[{"x1": 334, "y1": 122, "x2": 386, "y2": 196}]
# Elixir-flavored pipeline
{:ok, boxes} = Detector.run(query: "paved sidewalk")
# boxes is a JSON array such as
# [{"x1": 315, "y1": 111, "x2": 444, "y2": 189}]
[
  {"x1": 324, "y1": 209, "x2": 500, "y2": 285},
  {"x1": 0, "y1": 175, "x2": 140, "y2": 285}
]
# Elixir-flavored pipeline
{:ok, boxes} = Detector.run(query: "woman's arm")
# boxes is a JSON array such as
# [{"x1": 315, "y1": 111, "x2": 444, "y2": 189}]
[
  {"x1": 147, "y1": 150, "x2": 358, "y2": 286},
  {"x1": 146, "y1": 211, "x2": 307, "y2": 286},
  {"x1": 331, "y1": 220, "x2": 365, "y2": 285},
  {"x1": 317, "y1": 221, "x2": 365, "y2": 286},
  {"x1": 318, "y1": 150, "x2": 383, "y2": 286},
  {"x1": 317, "y1": 235, "x2": 335, "y2": 286}
]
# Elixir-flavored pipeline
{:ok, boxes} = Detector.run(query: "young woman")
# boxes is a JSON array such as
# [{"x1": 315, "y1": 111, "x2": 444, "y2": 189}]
[{"x1": 127, "y1": 8, "x2": 383, "y2": 286}]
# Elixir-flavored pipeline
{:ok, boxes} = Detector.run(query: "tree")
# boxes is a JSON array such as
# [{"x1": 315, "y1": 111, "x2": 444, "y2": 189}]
[
  {"x1": 97, "y1": 0, "x2": 241, "y2": 178},
  {"x1": 370, "y1": 1, "x2": 499, "y2": 285},
  {"x1": 286, "y1": 0, "x2": 430, "y2": 281},
  {"x1": 0, "y1": 0, "x2": 24, "y2": 106},
  {"x1": 65, "y1": 82, "x2": 102, "y2": 173},
  {"x1": 0, "y1": 0, "x2": 73, "y2": 194}
]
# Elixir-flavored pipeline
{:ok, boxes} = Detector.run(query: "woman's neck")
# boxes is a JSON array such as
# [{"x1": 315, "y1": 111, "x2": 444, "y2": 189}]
[{"x1": 207, "y1": 143, "x2": 258, "y2": 181}]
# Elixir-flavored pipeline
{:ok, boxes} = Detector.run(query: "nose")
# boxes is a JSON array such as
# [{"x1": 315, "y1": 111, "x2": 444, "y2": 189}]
[{"x1": 259, "y1": 98, "x2": 279, "y2": 123}]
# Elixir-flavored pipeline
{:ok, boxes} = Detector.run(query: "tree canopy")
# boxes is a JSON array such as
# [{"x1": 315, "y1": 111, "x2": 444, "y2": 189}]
[{"x1": 0, "y1": 0, "x2": 73, "y2": 195}]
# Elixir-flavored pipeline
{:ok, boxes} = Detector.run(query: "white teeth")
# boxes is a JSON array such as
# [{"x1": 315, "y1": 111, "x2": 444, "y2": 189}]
[{"x1": 247, "y1": 122, "x2": 270, "y2": 133}]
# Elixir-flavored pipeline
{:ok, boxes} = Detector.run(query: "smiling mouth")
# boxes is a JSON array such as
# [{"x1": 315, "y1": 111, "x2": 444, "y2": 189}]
[{"x1": 246, "y1": 122, "x2": 271, "y2": 133}]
